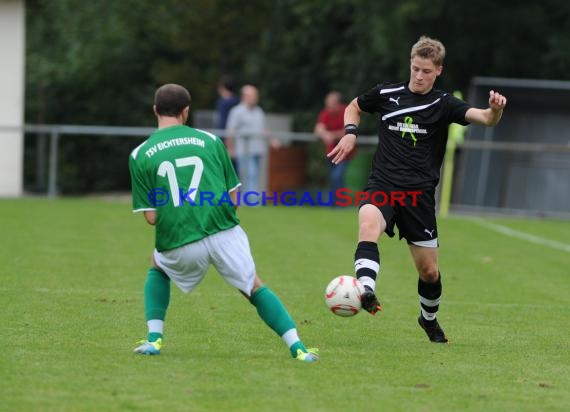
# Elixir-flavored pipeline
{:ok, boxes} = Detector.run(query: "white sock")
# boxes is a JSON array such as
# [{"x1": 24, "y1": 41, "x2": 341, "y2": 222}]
[
  {"x1": 147, "y1": 319, "x2": 164, "y2": 335},
  {"x1": 420, "y1": 307, "x2": 437, "y2": 321},
  {"x1": 358, "y1": 276, "x2": 376, "y2": 291},
  {"x1": 281, "y1": 328, "x2": 300, "y2": 348}
]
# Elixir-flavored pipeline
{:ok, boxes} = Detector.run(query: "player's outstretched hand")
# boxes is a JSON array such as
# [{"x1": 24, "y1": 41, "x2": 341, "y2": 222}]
[
  {"x1": 489, "y1": 90, "x2": 507, "y2": 111},
  {"x1": 327, "y1": 134, "x2": 356, "y2": 164}
]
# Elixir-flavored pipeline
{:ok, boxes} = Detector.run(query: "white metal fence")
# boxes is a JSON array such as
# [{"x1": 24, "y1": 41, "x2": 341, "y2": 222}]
[{"x1": 3, "y1": 124, "x2": 376, "y2": 197}]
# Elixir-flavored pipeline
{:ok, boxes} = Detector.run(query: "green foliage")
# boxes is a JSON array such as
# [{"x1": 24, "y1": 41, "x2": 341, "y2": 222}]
[
  {"x1": 25, "y1": 0, "x2": 273, "y2": 125},
  {"x1": 24, "y1": 0, "x2": 570, "y2": 192},
  {"x1": 26, "y1": 0, "x2": 570, "y2": 123}
]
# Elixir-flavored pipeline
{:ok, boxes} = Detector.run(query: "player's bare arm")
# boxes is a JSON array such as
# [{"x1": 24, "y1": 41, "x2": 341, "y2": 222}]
[
  {"x1": 465, "y1": 90, "x2": 507, "y2": 126},
  {"x1": 144, "y1": 210, "x2": 156, "y2": 225},
  {"x1": 327, "y1": 98, "x2": 361, "y2": 164}
]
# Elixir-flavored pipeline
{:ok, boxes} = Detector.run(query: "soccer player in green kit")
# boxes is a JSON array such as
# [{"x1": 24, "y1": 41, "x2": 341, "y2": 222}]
[{"x1": 129, "y1": 84, "x2": 318, "y2": 362}]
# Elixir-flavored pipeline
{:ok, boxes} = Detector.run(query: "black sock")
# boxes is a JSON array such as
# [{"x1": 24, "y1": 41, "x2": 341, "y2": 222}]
[
  {"x1": 354, "y1": 241, "x2": 380, "y2": 291},
  {"x1": 418, "y1": 273, "x2": 442, "y2": 325}
]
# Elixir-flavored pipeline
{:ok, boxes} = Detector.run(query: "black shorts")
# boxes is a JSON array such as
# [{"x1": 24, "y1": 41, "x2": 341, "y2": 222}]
[{"x1": 359, "y1": 183, "x2": 439, "y2": 246}]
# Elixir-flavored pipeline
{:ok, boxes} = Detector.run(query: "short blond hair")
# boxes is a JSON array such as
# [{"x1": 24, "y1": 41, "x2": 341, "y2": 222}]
[{"x1": 410, "y1": 36, "x2": 446, "y2": 66}]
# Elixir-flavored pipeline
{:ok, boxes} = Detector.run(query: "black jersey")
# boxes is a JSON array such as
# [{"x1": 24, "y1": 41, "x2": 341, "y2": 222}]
[{"x1": 357, "y1": 81, "x2": 470, "y2": 189}]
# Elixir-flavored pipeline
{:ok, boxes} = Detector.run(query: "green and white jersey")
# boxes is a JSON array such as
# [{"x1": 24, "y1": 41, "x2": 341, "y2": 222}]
[{"x1": 129, "y1": 125, "x2": 241, "y2": 252}]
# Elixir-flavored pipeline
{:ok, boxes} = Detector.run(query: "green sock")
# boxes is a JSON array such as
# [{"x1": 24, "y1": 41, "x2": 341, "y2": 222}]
[
  {"x1": 250, "y1": 286, "x2": 301, "y2": 357},
  {"x1": 148, "y1": 332, "x2": 163, "y2": 342},
  {"x1": 290, "y1": 341, "x2": 308, "y2": 356},
  {"x1": 144, "y1": 268, "x2": 170, "y2": 341}
]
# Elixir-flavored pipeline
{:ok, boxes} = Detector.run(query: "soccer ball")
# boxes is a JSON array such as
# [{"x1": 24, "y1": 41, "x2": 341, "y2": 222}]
[{"x1": 324, "y1": 275, "x2": 364, "y2": 317}]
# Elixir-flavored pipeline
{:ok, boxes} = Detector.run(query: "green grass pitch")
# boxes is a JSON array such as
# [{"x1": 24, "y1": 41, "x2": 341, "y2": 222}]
[{"x1": 1, "y1": 198, "x2": 569, "y2": 411}]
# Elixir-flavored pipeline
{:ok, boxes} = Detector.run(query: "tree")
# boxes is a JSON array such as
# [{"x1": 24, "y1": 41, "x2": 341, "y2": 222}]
[{"x1": 24, "y1": 0, "x2": 570, "y2": 192}]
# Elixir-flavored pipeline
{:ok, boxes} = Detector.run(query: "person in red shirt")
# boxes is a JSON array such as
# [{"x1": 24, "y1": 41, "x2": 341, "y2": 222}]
[{"x1": 314, "y1": 91, "x2": 351, "y2": 204}]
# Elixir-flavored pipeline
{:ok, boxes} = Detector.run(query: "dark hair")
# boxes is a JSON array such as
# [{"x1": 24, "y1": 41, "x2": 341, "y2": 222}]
[
  {"x1": 218, "y1": 75, "x2": 236, "y2": 93},
  {"x1": 154, "y1": 84, "x2": 191, "y2": 116}
]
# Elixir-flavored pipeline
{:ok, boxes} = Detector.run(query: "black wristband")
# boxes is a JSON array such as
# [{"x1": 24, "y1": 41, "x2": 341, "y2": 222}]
[{"x1": 345, "y1": 124, "x2": 359, "y2": 137}]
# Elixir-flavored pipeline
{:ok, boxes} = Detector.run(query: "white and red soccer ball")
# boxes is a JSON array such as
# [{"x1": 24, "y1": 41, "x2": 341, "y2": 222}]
[{"x1": 324, "y1": 275, "x2": 364, "y2": 317}]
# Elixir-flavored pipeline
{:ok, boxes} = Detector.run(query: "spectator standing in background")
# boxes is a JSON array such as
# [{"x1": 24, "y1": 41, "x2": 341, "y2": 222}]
[
  {"x1": 314, "y1": 91, "x2": 351, "y2": 204},
  {"x1": 226, "y1": 85, "x2": 278, "y2": 193},
  {"x1": 216, "y1": 75, "x2": 240, "y2": 169}
]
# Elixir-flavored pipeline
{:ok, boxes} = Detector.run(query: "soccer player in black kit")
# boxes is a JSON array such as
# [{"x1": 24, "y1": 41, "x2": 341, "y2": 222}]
[{"x1": 328, "y1": 36, "x2": 507, "y2": 343}]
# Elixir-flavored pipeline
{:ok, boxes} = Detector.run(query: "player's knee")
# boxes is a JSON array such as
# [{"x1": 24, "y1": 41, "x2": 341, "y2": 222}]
[
  {"x1": 245, "y1": 276, "x2": 266, "y2": 303},
  {"x1": 248, "y1": 275, "x2": 264, "y2": 295},
  {"x1": 358, "y1": 220, "x2": 379, "y2": 240},
  {"x1": 358, "y1": 215, "x2": 383, "y2": 240},
  {"x1": 419, "y1": 266, "x2": 439, "y2": 282},
  {"x1": 358, "y1": 205, "x2": 385, "y2": 241}
]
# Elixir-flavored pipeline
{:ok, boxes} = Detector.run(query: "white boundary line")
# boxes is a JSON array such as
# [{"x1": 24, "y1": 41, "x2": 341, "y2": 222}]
[{"x1": 471, "y1": 218, "x2": 570, "y2": 253}]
